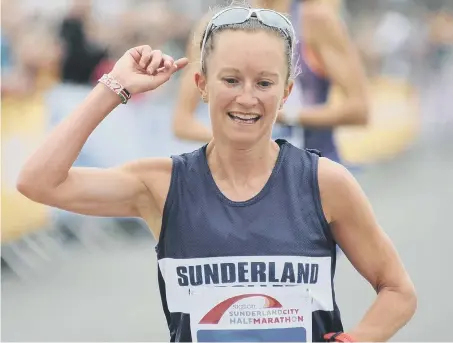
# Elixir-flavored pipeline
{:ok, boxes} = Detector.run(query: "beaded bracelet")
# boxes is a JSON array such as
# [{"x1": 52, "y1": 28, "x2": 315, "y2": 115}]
[{"x1": 98, "y1": 74, "x2": 132, "y2": 104}]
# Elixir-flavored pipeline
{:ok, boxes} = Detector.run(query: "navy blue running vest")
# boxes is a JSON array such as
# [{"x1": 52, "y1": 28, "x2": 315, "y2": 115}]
[{"x1": 156, "y1": 139, "x2": 343, "y2": 342}]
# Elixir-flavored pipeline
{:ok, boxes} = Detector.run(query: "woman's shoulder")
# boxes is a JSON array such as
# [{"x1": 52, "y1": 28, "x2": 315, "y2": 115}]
[{"x1": 317, "y1": 156, "x2": 360, "y2": 222}]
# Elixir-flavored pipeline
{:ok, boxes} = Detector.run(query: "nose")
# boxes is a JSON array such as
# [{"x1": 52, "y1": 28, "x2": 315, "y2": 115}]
[{"x1": 235, "y1": 82, "x2": 258, "y2": 108}]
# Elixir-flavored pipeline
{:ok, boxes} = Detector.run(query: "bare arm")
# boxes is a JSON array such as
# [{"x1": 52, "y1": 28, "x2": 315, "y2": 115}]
[
  {"x1": 294, "y1": 4, "x2": 370, "y2": 128},
  {"x1": 17, "y1": 46, "x2": 188, "y2": 230},
  {"x1": 172, "y1": 13, "x2": 212, "y2": 143},
  {"x1": 319, "y1": 158, "x2": 417, "y2": 341},
  {"x1": 17, "y1": 85, "x2": 165, "y2": 219}
]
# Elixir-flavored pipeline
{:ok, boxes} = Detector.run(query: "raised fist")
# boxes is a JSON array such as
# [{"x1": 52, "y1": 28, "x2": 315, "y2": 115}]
[{"x1": 109, "y1": 45, "x2": 189, "y2": 95}]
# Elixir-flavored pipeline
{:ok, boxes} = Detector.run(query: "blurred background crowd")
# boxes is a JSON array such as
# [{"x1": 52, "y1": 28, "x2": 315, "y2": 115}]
[{"x1": 2, "y1": 0, "x2": 453, "y2": 341}]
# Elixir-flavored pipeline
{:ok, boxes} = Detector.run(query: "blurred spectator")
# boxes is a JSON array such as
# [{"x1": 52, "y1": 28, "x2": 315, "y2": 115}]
[
  {"x1": 420, "y1": 8, "x2": 453, "y2": 126},
  {"x1": 1, "y1": 2, "x2": 61, "y2": 96},
  {"x1": 426, "y1": 9, "x2": 453, "y2": 71},
  {"x1": 58, "y1": 1, "x2": 108, "y2": 85}
]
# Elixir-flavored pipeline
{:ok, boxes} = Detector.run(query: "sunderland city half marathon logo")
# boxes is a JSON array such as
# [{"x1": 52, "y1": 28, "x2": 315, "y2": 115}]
[{"x1": 195, "y1": 293, "x2": 308, "y2": 342}]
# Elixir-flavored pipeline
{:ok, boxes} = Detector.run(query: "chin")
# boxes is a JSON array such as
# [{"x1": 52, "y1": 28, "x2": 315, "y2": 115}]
[
  {"x1": 211, "y1": 116, "x2": 271, "y2": 147},
  {"x1": 224, "y1": 129, "x2": 270, "y2": 149}
]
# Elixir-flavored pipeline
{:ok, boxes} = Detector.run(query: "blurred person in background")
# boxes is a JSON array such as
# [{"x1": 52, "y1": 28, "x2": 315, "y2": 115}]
[
  {"x1": 339, "y1": 0, "x2": 425, "y2": 165},
  {"x1": 1, "y1": 1, "x2": 65, "y2": 249},
  {"x1": 172, "y1": 0, "x2": 370, "y2": 164},
  {"x1": 422, "y1": 7, "x2": 453, "y2": 127},
  {"x1": 1, "y1": 1, "x2": 61, "y2": 97},
  {"x1": 426, "y1": 5, "x2": 453, "y2": 72},
  {"x1": 53, "y1": 0, "x2": 192, "y2": 88},
  {"x1": 58, "y1": 0, "x2": 109, "y2": 86}
]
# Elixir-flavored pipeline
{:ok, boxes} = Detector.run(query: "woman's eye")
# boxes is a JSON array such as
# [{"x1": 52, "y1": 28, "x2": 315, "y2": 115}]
[
  {"x1": 224, "y1": 78, "x2": 238, "y2": 84},
  {"x1": 258, "y1": 80, "x2": 273, "y2": 87}
]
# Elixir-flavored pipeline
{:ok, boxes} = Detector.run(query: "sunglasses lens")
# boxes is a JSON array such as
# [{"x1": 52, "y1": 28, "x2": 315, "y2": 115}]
[
  {"x1": 212, "y1": 7, "x2": 251, "y2": 26},
  {"x1": 259, "y1": 11, "x2": 293, "y2": 38},
  {"x1": 205, "y1": 8, "x2": 294, "y2": 53}
]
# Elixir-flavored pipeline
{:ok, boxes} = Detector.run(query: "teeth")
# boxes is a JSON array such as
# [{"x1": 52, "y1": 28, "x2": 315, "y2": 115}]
[{"x1": 229, "y1": 112, "x2": 260, "y2": 120}]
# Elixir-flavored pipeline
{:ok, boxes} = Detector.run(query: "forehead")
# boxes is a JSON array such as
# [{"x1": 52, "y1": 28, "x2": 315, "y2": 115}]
[{"x1": 210, "y1": 30, "x2": 287, "y2": 74}]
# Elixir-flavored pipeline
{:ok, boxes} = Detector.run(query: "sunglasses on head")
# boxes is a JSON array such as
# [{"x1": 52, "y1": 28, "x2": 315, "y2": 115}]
[{"x1": 200, "y1": 7, "x2": 296, "y2": 68}]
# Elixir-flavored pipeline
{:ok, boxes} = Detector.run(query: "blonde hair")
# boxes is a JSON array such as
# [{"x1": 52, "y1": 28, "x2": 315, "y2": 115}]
[{"x1": 194, "y1": 1, "x2": 299, "y2": 82}]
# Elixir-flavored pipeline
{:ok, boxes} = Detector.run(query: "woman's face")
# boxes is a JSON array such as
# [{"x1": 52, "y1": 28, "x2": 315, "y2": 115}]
[{"x1": 196, "y1": 30, "x2": 292, "y2": 146}]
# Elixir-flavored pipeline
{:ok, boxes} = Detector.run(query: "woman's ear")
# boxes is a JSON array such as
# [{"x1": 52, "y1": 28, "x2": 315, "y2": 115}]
[
  {"x1": 195, "y1": 72, "x2": 208, "y2": 103},
  {"x1": 280, "y1": 79, "x2": 294, "y2": 109}
]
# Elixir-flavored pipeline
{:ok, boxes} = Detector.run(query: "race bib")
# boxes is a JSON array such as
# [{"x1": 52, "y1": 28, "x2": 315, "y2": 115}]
[{"x1": 189, "y1": 286, "x2": 312, "y2": 342}]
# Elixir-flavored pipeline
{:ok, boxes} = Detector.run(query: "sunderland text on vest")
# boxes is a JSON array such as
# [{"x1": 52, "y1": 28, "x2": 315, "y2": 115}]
[{"x1": 176, "y1": 261, "x2": 319, "y2": 286}]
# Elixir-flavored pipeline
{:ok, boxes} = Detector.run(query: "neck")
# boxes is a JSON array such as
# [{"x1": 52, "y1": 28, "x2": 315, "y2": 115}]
[{"x1": 206, "y1": 138, "x2": 280, "y2": 186}]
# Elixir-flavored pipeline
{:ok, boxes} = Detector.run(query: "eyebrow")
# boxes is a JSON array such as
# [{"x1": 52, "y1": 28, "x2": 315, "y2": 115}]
[{"x1": 220, "y1": 68, "x2": 280, "y2": 78}]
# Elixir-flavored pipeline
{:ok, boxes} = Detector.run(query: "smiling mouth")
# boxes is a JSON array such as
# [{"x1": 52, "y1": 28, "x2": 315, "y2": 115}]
[{"x1": 227, "y1": 112, "x2": 262, "y2": 124}]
